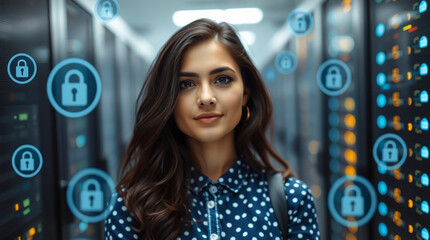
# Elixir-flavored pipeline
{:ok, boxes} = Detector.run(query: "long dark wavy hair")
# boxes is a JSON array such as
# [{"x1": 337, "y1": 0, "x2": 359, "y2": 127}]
[{"x1": 117, "y1": 18, "x2": 293, "y2": 240}]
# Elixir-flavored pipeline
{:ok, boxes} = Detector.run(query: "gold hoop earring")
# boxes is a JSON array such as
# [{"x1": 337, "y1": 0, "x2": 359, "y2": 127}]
[{"x1": 241, "y1": 105, "x2": 250, "y2": 122}]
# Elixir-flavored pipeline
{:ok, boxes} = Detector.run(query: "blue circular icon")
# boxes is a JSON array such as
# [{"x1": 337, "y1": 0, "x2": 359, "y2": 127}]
[
  {"x1": 94, "y1": 0, "x2": 120, "y2": 23},
  {"x1": 264, "y1": 66, "x2": 278, "y2": 82},
  {"x1": 66, "y1": 168, "x2": 117, "y2": 223},
  {"x1": 373, "y1": 133, "x2": 408, "y2": 171},
  {"x1": 286, "y1": 9, "x2": 314, "y2": 37},
  {"x1": 12, "y1": 144, "x2": 43, "y2": 178},
  {"x1": 7, "y1": 53, "x2": 37, "y2": 84},
  {"x1": 375, "y1": 24, "x2": 385, "y2": 37},
  {"x1": 317, "y1": 59, "x2": 352, "y2": 96},
  {"x1": 376, "y1": 94, "x2": 387, "y2": 108},
  {"x1": 328, "y1": 112, "x2": 339, "y2": 127},
  {"x1": 275, "y1": 51, "x2": 298, "y2": 75},
  {"x1": 47, "y1": 58, "x2": 102, "y2": 118},
  {"x1": 328, "y1": 175, "x2": 377, "y2": 227},
  {"x1": 376, "y1": 115, "x2": 387, "y2": 129},
  {"x1": 376, "y1": 52, "x2": 386, "y2": 65}
]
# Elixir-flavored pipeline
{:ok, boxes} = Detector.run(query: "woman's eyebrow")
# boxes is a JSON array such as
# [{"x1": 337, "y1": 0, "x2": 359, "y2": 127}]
[{"x1": 179, "y1": 67, "x2": 236, "y2": 77}]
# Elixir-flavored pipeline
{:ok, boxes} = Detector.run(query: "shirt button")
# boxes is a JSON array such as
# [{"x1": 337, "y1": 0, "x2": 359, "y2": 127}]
[
  {"x1": 210, "y1": 233, "x2": 219, "y2": 240},
  {"x1": 207, "y1": 200, "x2": 215, "y2": 209},
  {"x1": 210, "y1": 185, "x2": 218, "y2": 194}
]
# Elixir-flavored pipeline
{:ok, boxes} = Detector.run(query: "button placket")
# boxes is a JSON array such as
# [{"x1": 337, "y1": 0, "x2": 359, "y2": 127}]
[{"x1": 205, "y1": 185, "x2": 221, "y2": 239}]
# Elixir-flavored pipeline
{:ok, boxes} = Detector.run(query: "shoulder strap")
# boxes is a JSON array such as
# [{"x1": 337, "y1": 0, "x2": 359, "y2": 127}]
[{"x1": 266, "y1": 170, "x2": 289, "y2": 240}]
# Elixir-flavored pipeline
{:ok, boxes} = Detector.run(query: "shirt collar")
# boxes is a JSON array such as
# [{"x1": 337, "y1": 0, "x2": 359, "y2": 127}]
[{"x1": 188, "y1": 154, "x2": 251, "y2": 195}]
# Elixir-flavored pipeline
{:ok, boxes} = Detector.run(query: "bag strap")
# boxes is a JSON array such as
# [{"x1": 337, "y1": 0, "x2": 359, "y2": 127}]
[{"x1": 266, "y1": 170, "x2": 289, "y2": 240}]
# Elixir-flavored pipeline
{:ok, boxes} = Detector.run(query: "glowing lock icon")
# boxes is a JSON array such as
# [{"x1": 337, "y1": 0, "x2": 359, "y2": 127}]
[
  {"x1": 325, "y1": 66, "x2": 342, "y2": 89},
  {"x1": 382, "y1": 140, "x2": 398, "y2": 162},
  {"x1": 294, "y1": 14, "x2": 307, "y2": 32},
  {"x1": 420, "y1": 63, "x2": 428, "y2": 76},
  {"x1": 422, "y1": 146, "x2": 429, "y2": 159},
  {"x1": 62, "y1": 69, "x2": 88, "y2": 107},
  {"x1": 421, "y1": 118, "x2": 429, "y2": 130},
  {"x1": 16, "y1": 60, "x2": 29, "y2": 78},
  {"x1": 421, "y1": 90, "x2": 429, "y2": 103},
  {"x1": 281, "y1": 56, "x2": 292, "y2": 70},
  {"x1": 20, "y1": 151, "x2": 35, "y2": 171},
  {"x1": 80, "y1": 179, "x2": 104, "y2": 212},
  {"x1": 419, "y1": 0, "x2": 427, "y2": 13},
  {"x1": 341, "y1": 185, "x2": 365, "y2": 217},
  {"x1": 101, "y1": 1, "x2": 113, "y2": 18}
]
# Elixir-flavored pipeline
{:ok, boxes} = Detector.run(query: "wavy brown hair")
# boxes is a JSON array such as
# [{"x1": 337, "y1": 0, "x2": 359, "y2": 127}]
[{"x1": 117, "y1": 18, "x2": 293, "y2": 240}]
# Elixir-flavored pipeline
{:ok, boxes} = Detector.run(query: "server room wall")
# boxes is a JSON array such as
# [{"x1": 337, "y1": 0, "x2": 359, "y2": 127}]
[{"x1": 1, "y1": 0, "x2": 429, "y2": 239}]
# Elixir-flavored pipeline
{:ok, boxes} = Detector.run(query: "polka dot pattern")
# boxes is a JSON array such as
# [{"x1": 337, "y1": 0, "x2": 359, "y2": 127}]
[{"x1": 105, "y1": 154, "x2": 320, "y2": 239}]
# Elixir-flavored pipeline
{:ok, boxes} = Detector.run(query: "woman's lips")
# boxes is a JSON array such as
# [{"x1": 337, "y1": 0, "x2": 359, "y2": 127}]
[{"x1": 195, "y1": 116, "x2": 222, "y2": 124}]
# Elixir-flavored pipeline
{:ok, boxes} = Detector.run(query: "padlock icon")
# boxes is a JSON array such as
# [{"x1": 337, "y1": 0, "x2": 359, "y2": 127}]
[
  {"x1": 293, "y1": 14, "x2": 307, "y2": 32},
  {"x1": 325, "y1": 66, "x2": 342, "y2": 89},
  {"x1": 421, "y1": 118, "x2": 429, "y2": 130},
  {"x1": 80, "y1": 178, "x2": 104, "y2": 212},
  {"x1": 422, "y1": 174, "x2": 429, "y2": 186},
  {"x1": 20, "y1": 151, "x2": 35, "y2": 171},
  {"x1": 421, "y1": 90, "x2": 429, "y2": 103},
  {"x1": 281, "y1": 56, "x2": 292, "y2": 69},
  {"x1": 101, "y1": 1, "x2": 113, "y2": 18},
  {"x1": 61, "y1": 69, "x2": 88, "y2": 107},
  {"x1": 382, "y1": 140, "x2": 399, "y2": 162},
  {"x1": 422, "y1": 146, "x2": 429, "y2": 159},
  {"x1": 420, "y1": 36, "x2": 428, "y2": 48},
  {"x1": 341, "y1": 185, "x2": 364, "y2": 217},
  {"x1": 16, "y1": 59, "x2": 29, "y2": 78}
]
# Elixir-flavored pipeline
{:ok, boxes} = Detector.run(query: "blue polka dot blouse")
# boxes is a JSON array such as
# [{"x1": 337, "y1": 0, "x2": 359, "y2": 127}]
[{"x1": 105, "y1": 154, "x2": 320, "y2": 239}]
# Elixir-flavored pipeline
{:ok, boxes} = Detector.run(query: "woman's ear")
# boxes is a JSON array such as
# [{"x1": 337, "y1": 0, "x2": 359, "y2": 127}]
[{"x1": 243, "y1": 87, "x2": 250, "y2": 106}]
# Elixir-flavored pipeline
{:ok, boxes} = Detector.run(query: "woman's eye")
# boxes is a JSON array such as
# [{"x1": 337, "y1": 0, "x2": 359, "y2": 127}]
[
  {"x1": 179, "y1": 80, "x2": 195, "y2": 89},
  {"x1": 216, "y1": 76, "x2": 233, "y2": 84}
]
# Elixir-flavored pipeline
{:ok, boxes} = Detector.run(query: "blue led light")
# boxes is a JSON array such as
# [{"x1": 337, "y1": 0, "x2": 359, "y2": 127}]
[
  {"x1": 421, "y1": 90, "x2": 429, "y2": 103},
  {"x1": 422, "y1": 173, "x2": 429, "y2": 186},
  {"x1": 422, "y1": 201, "x2": 429, "y2": 214},
  {"x1": 376, "y1": 94, "x2": 387, "y2": 108},
  {"x1": 329, "y1": 128, "x2": 340, "y2": 142},
  {"x1": 329, "y1": 159, "x2": 340, "y2": 173},
  {"x1": 378, "y1": 181, "x2": 388, "y2": 195},
  {"x1": 378, "y1": 165, "x2": 387, "y2": 174},
  {"x1": 328, "y1": 97, "x2": 339, "y2": 111},
  {"x1": 377, "y1": 115, "x2": 387, "y2": 129},
  {"x1": 375, "y1": 23, "x2": 385, "y2": 37},
  {"x1": 421, "y1": 118, "x2": 429, "y2": 130},
  {"x1": 376, "y1": 73, "x2": 386, "y2": 86},
  {"x1": 420, "y1": 36, "x2": 428, "y2": 48},
  {"x1": 423, "y1": 228, "x2": 429, "y2": 240},
  {"x1": 420, "y1": 63, "x2": 428, "y2": 76},
  {"x1": 378, "y1": 202, "x2": 388, "y2": 216},
  {"x1": 329, "y1": 112, "x2": 340, "y2": 127},
  {"x1": 419, "y1": 0, "x2": 428, "y2": 14},
  {"x1": 329, "y1": 144, "x2": 340, "y2": 158},
  {"x1": 379, "y1": 222, "x2": 388, "y2": 237},
  {"x1": 422, "y1": 146, "x2": 429, "y2": 159},
  {"x1": 76, "y1": 135, "x2": 87, "y2": 148},
  {"x1": 376, "y1": 52, "x2": 386, "y2": 65}
]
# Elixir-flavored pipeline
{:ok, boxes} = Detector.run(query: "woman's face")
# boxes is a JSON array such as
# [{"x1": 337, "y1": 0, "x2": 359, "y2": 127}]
[{"x1": 173, "y1": 39, "x2": 250, "y2": 143}]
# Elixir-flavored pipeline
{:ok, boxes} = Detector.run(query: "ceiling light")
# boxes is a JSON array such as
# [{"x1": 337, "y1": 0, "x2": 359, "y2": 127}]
[{"x1": 173, "y1": 8, "x2": 263, "y2": 27}]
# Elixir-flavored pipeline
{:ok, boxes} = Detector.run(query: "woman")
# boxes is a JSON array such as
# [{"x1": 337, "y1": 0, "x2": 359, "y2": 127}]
[{"x1": 105, "y1": 18, "x2": 320, "y2": 240}]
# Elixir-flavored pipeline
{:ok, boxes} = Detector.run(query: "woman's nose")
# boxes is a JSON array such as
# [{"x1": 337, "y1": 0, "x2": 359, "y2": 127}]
[{"x1": 197, "y1": 81, "x2": 216, "y2": 106}]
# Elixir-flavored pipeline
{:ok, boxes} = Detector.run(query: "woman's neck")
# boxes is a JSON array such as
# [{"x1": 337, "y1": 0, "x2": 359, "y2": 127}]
[{"x1": 187, "y1": 131, "x2": 238, "y2": 182}]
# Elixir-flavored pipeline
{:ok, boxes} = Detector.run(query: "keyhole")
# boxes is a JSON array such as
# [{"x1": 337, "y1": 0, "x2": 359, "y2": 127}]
[
  {"x1": 350, "y1": 201, "x2": 355, "y2": 211},
  {"x1": 72, "y1": 88, "x2": 77, "y2": 101},
  {"x1": 21, "y1": 68, "x2": 24, "y2": 75},
  {"x1": 89, "y1": 196, "x2": 94, "y2": 207},
  {"x1": 388, "y1": 152, "x2": 392, "y2": 159},
  {"x1": 26, "y1": 160, "x2": 29, "y2": 169}
]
